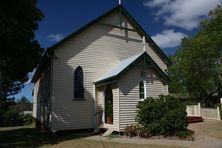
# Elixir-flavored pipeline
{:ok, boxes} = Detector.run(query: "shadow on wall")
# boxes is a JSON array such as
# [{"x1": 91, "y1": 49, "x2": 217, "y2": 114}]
[
  {"x1": 50, "y1": 16, "x2": 142, "y2": 131},
  {"x1": 119, "y1": 65, "x2": 141, "y2": 96},
  {"x1": 51, "y1": 88, "x2": 95, "y2": 131}
]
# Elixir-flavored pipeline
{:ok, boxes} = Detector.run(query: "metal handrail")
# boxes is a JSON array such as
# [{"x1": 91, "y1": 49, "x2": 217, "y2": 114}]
[{"x1": 93, "y1": 110, "x2": 103, "y2": 115}]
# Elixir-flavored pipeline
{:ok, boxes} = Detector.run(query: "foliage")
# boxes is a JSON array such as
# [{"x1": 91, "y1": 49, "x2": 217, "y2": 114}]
[
  {"x1": 175, "y1": 130, "x2": 194, "y2": 139},
  {"x1": 3, "y1": 110, "x2": 24, "y2": 126},
  {"x1": 10, "y1": 96, "x2": 32, "y2": 112},
  {"x1": 0, "y1": 0, "x2": 44, "y2": 98},
  {"x1": 21, "y1": 114, "x2": 33, "y2": 125},
  {"x1": 0, "y1": 96, "x2": 32, "y2": 127},
  {"x1": 136, "y1": 96, "x2": 187, "y2": 137},
  {"x1": 124, "y1": 124, "x2": 150, "y2": 138},
  {"x1": 0, "y1": 97, "x2": 16, "y2": 126},
  {"x1": 106, "y1": 103, "x2": 113, "y2": 116},
  {"x1": 168, "y1": 6, "x2": 222, "y2": 106},
  {"x1": 124, "y1": 124, "x2": 137, "y2": 137}
]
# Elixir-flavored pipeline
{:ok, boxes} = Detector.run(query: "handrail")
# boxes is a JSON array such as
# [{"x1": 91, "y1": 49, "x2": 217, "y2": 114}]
[{"x1": 93, "y1": 110, "x2": 103, "y2": 115}]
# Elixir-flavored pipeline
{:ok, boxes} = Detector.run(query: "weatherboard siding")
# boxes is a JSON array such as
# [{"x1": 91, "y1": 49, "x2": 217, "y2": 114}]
[
  {"x1": 118, "y1": 65, "x2": 166, "y2": 131},
  {"x1": 33, "y1": 79, "x2": 40, "y2": 119},
  {"x1": 112, "y1": 83, "x2": 120, "y2": 131},
  {"x1": 51, "y1": 11, "x2": 167, "y2": 131},
  {"x1": 96, "y1": 83, "x2": 119, "y2": 131}
]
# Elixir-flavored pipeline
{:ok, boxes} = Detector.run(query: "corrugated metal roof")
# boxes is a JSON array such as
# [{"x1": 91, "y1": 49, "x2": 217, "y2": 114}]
[{"x1": 95, "y1": 51, "x2": 145, "y2": 83}]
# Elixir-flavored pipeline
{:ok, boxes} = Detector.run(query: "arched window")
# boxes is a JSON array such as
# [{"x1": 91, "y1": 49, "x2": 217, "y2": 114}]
[
  {"x1": 139, "y1": 81, "x2": 144, "y2": 99},
  {"x1": 74, "y1": 66, "x2": 84, "y2": 99}
]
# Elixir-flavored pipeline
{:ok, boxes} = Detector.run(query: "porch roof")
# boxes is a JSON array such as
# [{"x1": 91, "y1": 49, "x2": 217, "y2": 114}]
[{"x1": 94, "y1": 51, "x2": 169, "y2": 85}]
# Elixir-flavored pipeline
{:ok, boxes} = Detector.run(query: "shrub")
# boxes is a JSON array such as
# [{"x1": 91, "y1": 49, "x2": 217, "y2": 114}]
[
  {"x1": 175, "y1": 130, "x2": 194, "y2": 139},
  {"x1": 135, "y1": 126, "x2": 150, "y2": 138},
  {"x1": 124, "y1": 124, "x2": 137, "y2": 137},
  {"x1": 136, "y1": 95, "x2": 188, "y2": 137},
  {"x1": 3, "y1": 110, "x2": 24, "y2": 126},
  {"x1": 21, "y1": 114, "x2": 33, "y2": 125}
]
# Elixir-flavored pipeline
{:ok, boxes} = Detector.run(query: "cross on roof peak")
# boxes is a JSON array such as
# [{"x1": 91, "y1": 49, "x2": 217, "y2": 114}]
[
  {"x1": 119, "y1": 0, "x2": 121, "y2": 5},
  {"x1": 143, "y1": 36, "x2": 146, "y2": 51}
]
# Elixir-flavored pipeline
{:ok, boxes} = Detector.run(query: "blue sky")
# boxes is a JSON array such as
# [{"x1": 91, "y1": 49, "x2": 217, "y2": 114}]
[{"x1": 13, "y1": 0, "x2": 221, "y2": 101}]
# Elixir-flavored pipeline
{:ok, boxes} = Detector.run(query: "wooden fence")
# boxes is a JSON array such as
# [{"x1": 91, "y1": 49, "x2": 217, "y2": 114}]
[{"x1": 186, "y1": 103, "x2": 221, "y2": 120}]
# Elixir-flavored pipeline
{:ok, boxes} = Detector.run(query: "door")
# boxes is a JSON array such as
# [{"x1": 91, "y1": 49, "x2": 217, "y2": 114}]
[{"x1": 105, "y1": 85, "x2": 113, "y2": 124}]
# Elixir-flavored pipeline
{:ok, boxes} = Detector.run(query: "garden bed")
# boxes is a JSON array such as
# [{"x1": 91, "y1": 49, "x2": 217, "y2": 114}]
[
  {"x1": 186, "y1": 116, "x2": 203, "y2": 123},
  {"x1": 122, "y1": 130, "x2": 194, "y2": 141}
]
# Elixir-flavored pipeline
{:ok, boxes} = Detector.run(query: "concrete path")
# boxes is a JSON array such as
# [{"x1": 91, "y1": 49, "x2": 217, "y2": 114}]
[{"x1": 86, "y1": 119, "x2": 222, "y2": 148}]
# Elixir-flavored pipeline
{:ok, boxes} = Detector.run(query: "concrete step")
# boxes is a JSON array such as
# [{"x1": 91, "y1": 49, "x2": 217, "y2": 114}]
[{"x1": 102, "y1": 126, "x2": 114, "y2": 137}]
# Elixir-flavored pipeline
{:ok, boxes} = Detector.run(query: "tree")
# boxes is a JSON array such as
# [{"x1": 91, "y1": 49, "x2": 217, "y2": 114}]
[
  {"x1": 10, "y1": 96, "x2": 32, "y2": 112},
  {"x1": 168, "y1": 5, "x2": 222, "y2": 106},
  {"x1": 0, "y1": 0, "x2": 44, "y2": 98},
  {"x1": 0, "y1": 97, "x2": 16, "y2": 126}
]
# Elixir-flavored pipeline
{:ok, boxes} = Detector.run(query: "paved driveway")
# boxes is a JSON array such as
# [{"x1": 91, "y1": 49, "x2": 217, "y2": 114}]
[{"x1": 188, "y1": 119, "x2": 222, "y2": 148}]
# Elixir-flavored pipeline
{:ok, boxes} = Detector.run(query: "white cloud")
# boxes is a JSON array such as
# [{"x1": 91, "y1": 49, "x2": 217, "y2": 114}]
[
  {"x1": 144, "y1": 0, "x2": 221, "y2": 30},
  {"x1": 151, "y1": 29, "x2": 187, "y2": 48},
  {"x1": 24, "y1": 71, "x2": 35, "y2": 84},
  {"x1": 47, "y1": 34, "x2": 64, "y2": 42}
]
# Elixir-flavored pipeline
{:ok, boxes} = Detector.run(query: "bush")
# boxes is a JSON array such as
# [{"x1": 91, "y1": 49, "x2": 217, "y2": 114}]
[
  {"x1": 136, "y1": 95, "x2": 188, "y2": 137},
  {"x1": 2, "y1": 110, "x2": 33, "y2": 126},
  {"x1": 3, "y1": 110, "x2": 24, "y2": 126},
  {"x1": 21, "y1": 114, "x2": 33, "y2": 125},
  {"x1": 135, "y1": 125, "x2": 150, "y2": 138},
  {"x1": 124, "y1": 124, "x2": 137, "y2": 137},
  {"x1": 124, "y1": 124, "x2": 150, "y2": 138},
  {"x1": 175, "y1": 130, "x2": 194, "y2": 139}
]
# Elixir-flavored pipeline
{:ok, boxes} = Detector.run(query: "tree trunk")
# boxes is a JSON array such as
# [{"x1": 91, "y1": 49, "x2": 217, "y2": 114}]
[{"x1": 0, "y1": 71, "x2": 2, "y2": 98}]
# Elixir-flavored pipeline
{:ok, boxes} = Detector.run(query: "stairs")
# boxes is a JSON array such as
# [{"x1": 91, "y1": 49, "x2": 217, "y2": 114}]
[{"x1": 102, "y1": 126, "x2": 114, "y2": 136}]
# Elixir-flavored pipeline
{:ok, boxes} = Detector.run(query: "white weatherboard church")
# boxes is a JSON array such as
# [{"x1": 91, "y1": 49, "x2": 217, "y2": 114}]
[{"x1": 32, "y1": 4, "x2": 172, "y2": 133}]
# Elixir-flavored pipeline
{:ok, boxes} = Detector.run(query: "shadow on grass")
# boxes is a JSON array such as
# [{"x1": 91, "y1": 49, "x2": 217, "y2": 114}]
[{"x1": 0, "y1": 125, "x2": 92, "y2": 147}]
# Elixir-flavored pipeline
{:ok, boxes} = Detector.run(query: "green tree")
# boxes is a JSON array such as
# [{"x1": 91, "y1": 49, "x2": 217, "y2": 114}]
[
  {"x1": 168, "y1": 5, "x2": 222, "y2": 106},
  {"x1": 0, "y1": 97, "x2": 16, "y2": 126},
  {"x1": 0, "y1": 0, "x2": 44, "y2": 98},
  {"x1": 10, "y1": 96, "x2": 32, "y2": 113}
]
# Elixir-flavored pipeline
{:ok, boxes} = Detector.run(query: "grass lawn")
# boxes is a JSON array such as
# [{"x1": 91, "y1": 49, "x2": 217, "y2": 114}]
[{"x1": 0, "y1": 124, "x2": 184, "y2": 148}]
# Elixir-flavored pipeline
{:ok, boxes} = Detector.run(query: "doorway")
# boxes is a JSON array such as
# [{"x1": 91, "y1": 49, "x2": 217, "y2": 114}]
[{"x1": 105, "y1": 85, "x2": 113, "y2": 124}]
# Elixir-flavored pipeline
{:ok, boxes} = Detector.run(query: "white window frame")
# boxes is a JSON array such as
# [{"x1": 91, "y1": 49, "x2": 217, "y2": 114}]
[{"x1": 139, "y1": 80, "x2": 147, "y2": 101}]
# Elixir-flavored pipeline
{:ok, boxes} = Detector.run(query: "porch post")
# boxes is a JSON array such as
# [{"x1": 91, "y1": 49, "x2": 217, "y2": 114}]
[
  {"x1": 93, "y1": 84, "x2": 96, "y2": 129},
  {"x1": 220, "y1": 98, "x2": 222, "y2": 108},
  {"x1": 144, "y1": 80, "x2": 147, "y2": 99}
]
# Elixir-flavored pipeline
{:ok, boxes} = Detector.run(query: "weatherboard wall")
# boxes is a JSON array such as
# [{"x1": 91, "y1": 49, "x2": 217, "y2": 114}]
[
  {"x1": 33, "y1": 79, "x2": 40, "y2": 119},
  {"x1": 50, "y1": 11, "x2": 168, "y2": 131},
  {"x1": 118, "y1": 65, "x2": 167, "y2": 131}
]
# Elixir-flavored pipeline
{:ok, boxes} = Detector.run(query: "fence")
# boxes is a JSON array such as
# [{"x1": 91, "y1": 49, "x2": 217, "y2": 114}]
[
  {"x1": 186, "y1": 103, "x2": 221, "y2": 120},
  {"x1": 186, "y1": 103, "x2": 201, "y2": 117}
]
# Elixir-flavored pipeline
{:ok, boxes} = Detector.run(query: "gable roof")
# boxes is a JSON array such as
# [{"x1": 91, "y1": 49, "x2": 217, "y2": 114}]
[
  {"x1": 47, "y1": 5, "x2": 172, "y2": 65},
  {"x1": 32, "y1": 5, "x2": 172, "y2": 83},
  {"x1": 94, "y1": 51, "x2": 169, "y2": 85}
]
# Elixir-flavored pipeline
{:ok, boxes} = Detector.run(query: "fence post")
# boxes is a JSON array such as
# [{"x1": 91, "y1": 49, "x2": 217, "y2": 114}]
[
  {"x1": 198, "y1": 103, "x2": 201, "y2": 116},
  {"x1": 216, "y1": 107, "x2": 221, "y2": 120},
  {"x1": 220, "y1": 98, "x2": 222, "y2": 108}
]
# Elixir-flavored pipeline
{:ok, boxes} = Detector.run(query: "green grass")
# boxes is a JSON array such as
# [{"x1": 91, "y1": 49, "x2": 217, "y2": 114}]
[{"x1": 0, "y1": 124, "x2": 185, "y2": 148}]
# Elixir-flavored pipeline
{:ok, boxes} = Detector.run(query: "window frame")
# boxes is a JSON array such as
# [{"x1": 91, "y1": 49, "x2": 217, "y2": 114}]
[
  {"x1": 73, "y1": 66, "x2": 85, "y2": 101},
  {"x1": 139, "y1": 80, "x2": 147, "y2": 101}
]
